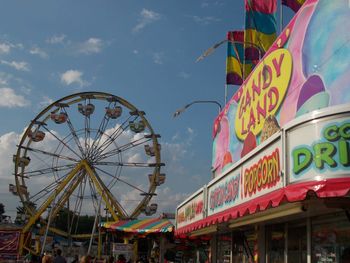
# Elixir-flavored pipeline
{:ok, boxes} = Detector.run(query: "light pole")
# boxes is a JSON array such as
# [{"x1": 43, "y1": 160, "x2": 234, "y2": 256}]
[{"x1": 173, "y1": 100, "x2": 222, "y2": 118}]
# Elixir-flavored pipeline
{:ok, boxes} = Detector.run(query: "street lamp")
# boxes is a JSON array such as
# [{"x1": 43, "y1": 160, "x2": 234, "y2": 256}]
[{"x1": 173, "y1": 100, "x2": 222, "y2": 118}]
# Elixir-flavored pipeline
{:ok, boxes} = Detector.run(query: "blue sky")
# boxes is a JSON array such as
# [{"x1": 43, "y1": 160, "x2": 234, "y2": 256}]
[{"x1": 0, "y1": 1, "x2": 293, "y2": 219}]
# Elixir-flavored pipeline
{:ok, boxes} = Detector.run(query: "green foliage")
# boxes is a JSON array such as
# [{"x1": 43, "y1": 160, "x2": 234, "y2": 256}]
[{"x1": 54, "y1": 208, "x2": 96, "y2": 234}]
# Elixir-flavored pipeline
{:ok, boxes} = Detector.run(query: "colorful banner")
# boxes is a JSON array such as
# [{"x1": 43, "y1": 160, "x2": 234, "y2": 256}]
[
  {"x1": 213, "y1": 0, "x2": 350, "y2": 177},
  {"x1": 282, "y1": 0, "x2": 306, "y2": 12},
  {"x1": 226, "y1": 31, "x2": 245, "y2": 86},
  {"x1": 288, "y1": 115, "x2": 350, "y2": 183},
  {"x1": 244, "y1": 0, "x2": 277, "y2": 60}
]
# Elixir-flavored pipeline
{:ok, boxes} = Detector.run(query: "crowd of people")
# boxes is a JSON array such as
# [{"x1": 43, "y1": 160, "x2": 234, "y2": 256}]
[{"x1": 24, "y1": 250, "x2": 134, "y2": 263}]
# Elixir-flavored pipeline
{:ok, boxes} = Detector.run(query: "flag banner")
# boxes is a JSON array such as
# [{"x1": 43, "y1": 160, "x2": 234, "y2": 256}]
[
  {"x1": 244, "y1": 0, "x2": 277, "y2": 60},
  {"x1": 226, "y1": 31, "x2": 245, "y2": 85},
  {"x1": 282, "y1": 0, "x2": 306, "y2": 12}
]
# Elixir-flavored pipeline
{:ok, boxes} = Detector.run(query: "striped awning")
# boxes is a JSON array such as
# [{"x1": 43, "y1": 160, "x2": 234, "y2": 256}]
[{"x1": 100, "y1": 218, "x2": 174, "y2": 234}]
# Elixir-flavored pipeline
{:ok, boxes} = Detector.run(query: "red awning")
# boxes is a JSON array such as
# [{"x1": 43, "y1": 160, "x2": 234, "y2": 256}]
[{"x1": 175, "y1": 178, "x2": 350, "y2": 235}]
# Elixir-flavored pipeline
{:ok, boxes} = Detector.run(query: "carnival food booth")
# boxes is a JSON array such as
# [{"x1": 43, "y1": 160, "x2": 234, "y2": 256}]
[
  {"x1": 100, "y1": 217, "x2": 174, "y2": 263},
  {"x1": 175, "y1": 1, "x2": 350, "y2": 263}
]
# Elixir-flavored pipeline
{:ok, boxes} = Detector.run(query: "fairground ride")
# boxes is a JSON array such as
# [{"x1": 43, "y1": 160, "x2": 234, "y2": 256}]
[{"x1": 12, "y1": 92, "x2": 165, "y2": 255}]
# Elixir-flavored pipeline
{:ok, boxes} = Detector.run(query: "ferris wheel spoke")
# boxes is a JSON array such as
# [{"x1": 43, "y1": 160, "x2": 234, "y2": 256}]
[
  {"x1": 72, "y1": 175, "x2": 89, "y2": 234},
  {"x1": 50, "y1": 171, "x2": 85, "y2": 219},
  {"x1": 22, "y1": 163, "x2": 77, "y2": 177},
  {"x1": 86, "y1": 176, "x2": 100, "y2": 214},
  {"x1": 91, "y1": 115, "x2": 135, "y2": 159},
  {"x1": 85, "y1": 165, "x2": 128, "y2": 218},
  {"x1": 84, "y1": 104, "x2": 92, "y2": 155},
  {"x1": 94, "y1": 136, "x2": 151, "y2": 162},
  {"x1": 94, "y1": 161, "x2": 164, "y2": 168},
  {"x1": 87, "y1": 114, "x2": 110, "y2": 159},
  {"x1": 41, "y1": 126, "x2": 82, "y2": 159},
  {"x1": 18, "y1": 145, "x2": 80, "y2": 163},
  {"x1": 29, "y1": 180, "x2": 60, "y2": 204},
  {"x1": 62, "y1": 108, "x2": 86, "y2": 157},
  {"x1": 94, "y1": 166, "x2": 149, "y2": 196}
]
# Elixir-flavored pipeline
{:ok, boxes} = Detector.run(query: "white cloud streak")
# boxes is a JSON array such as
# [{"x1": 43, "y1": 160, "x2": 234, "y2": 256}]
[
  {"x1": 46, "y1": 34, "x2": 66, "y2": 44},
  {"x1": 30, "y1": 47, "x2": 48, "y2": 59},
  {"x1": 77, "y1": 38, "x2": 103, "y2": 54},
  {"x1": 152, "y1": 52, "x2": 164, "y2": 65},
  {"x1": 179, "y1": 71, "x2": 190, "y2": 79},
  {"x1": 190, "y1": 15, "x2": 221, "y2": 25},
  {"x1": 60, "y1": 70, "x2": 88, "y2": 87},
  {"x1": 133, "y1": 9, "x2": 161, "y2": 33},
  {"x1": 1, "y1": 60, "x2": 30, "y2": 71},
  {"x1": 0, "y1": 88, "x2": 30, "y2": 107},
  {"x1": 0, "y1": 43, "x2": 11, "y2": 54}
]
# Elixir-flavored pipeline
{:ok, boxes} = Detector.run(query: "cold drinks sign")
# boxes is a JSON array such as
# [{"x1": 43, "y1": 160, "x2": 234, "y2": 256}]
[{"x1": 288, "y1": 115, "x2": 350, "y2": 183}]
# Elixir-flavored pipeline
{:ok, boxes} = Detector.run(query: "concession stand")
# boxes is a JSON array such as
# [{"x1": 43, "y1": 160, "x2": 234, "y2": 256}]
[
  {"x1": 100, "y1": 217, "x2": 174, "y2": 263},
  {"x1": 175, "y1": 1, "x2": 350, "y2": 263}
]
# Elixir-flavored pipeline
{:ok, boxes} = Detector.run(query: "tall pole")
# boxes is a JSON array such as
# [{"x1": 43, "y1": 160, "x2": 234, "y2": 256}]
[
  {"x1": 280, "y1": 0, "x2": 284, "y2": 33},
  {"x1": 173, "y1": 100, "x2": 222, "y2": 118}
]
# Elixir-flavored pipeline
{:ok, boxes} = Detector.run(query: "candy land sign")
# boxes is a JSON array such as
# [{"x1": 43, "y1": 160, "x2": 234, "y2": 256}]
[
  {"x1": 212, "y1": 0, "x2": 350, "y2": 177},
  {"x1": 235, "y1": 49, "x2": 292, "y2": 141},
  {"x1": 288, "y1": 115, "x2": 350, "y2": 183}
]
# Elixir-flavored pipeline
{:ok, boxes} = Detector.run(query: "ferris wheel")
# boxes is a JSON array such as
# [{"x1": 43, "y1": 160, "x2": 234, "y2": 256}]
[{"x1": 13, "y1": 92, "x2": 165, "y2": 239}]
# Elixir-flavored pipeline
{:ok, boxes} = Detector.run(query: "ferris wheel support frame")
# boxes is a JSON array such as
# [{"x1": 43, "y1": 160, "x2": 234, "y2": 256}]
[{"x1": 19, "y1": 160, "x2": 125, "y2": 255}]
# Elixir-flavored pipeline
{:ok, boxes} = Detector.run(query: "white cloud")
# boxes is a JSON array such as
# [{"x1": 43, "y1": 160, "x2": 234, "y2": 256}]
[
  {"x1": 133, "y1": 49, "x2": 139, "y2": 55},
  {"x1": 153, "y1": 187, "x2": 189, "y2": 214},
  {"x1": 133, "y1": 9, "x2": 161, "y2": 33},
  {"x1": 1, "y1": 60, "x2": 30, "y2": 71},
  {"x1": 179, "y1": 71, "x2": 190, "y2": 79},
  {"x1": 190, "y1": 15, "x2": 221, "y2": 25},
  {"x1": 38, "y1": 96, "x2": 54, "y2": 109},
  {"x1": 30, "y1": 47, "x2": 48, "y2": 59},
  {"x1": 0, "y1": 43, "x2": 11, "y2": 54},
  {"x1": 77, "y1": 38, "x2": 103, "y2": 54},
  {"x1": 152, "y1": 52, "x2": 163, "y2": 65},
  {"x1": 46, "y1": 34, "x2": 66, "y2": 44},
  {"x1": 60, "y1": 70, "x2": 88, "y2": 87},
  {"x1": 0, "y1": 88, "x2": 30, "y2": 108}
]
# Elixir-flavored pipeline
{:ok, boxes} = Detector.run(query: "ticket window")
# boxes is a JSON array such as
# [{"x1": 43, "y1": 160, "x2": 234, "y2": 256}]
[
  {"x1": 312, "y1": 212, "x2": 350, "y2": 263},
  {"x1": 266, "y1": 224, "x2": 285, "y2": 263}
]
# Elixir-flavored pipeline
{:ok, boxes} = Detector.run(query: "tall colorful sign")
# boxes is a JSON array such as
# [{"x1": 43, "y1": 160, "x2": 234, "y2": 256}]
[{"x1": 212, "y1": 0, "x2": 350, "y2": 177}]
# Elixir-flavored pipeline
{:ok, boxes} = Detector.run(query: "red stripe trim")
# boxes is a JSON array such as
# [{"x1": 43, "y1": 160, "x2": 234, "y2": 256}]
[{"x1": 175, "y1": 178, "x2": 350, "y2": 235}]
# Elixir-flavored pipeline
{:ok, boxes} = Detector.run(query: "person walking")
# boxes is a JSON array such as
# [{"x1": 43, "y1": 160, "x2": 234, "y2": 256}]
[{"x1": 53, "y1": 249, "x2": 67, "y2": 263}]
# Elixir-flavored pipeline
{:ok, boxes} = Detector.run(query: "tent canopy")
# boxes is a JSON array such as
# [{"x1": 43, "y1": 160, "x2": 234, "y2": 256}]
[{"x1": 100, "y1": 218, "x2": 174, "y2": 234}]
